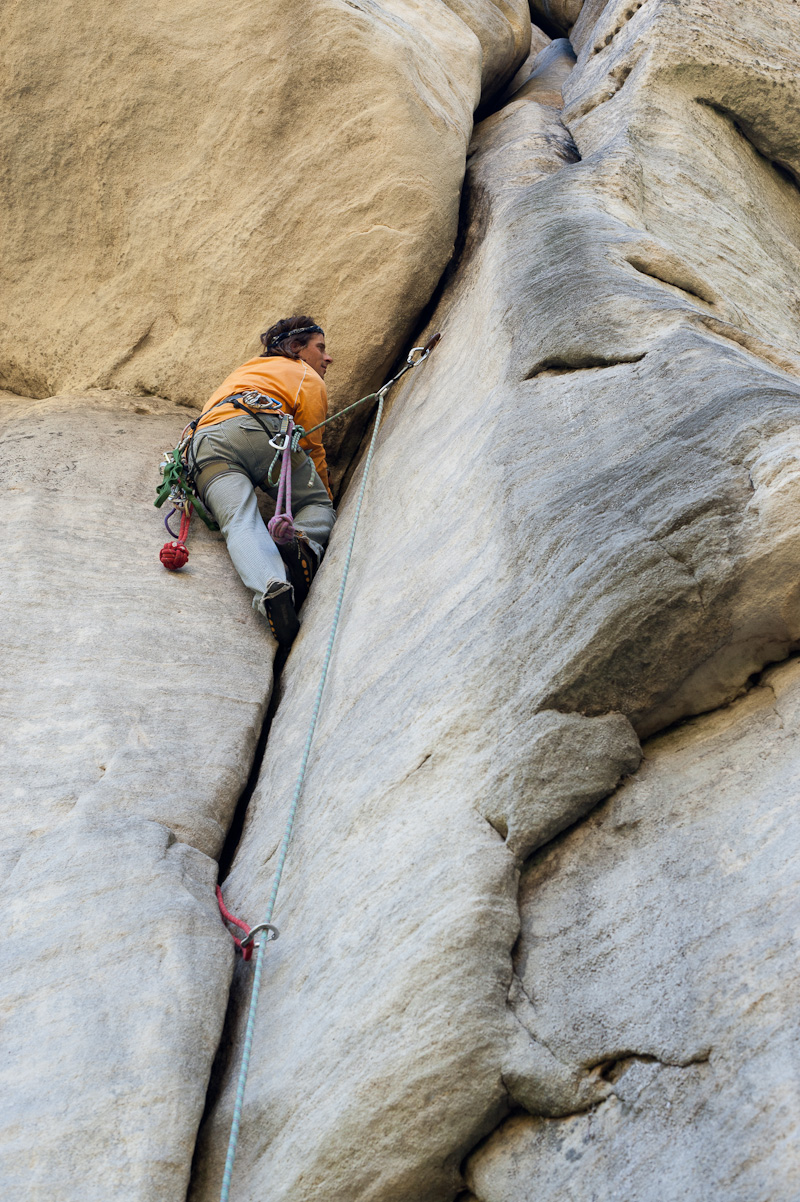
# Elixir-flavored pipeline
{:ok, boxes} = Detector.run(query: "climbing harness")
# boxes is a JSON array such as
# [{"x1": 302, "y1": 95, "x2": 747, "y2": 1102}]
[
  {"x1": 216, "y1": 332, "x2": 440, "y2": 1202},
  {"x1": 154, "y1": 391, "x2": 285, "y2": 569},
  {"x1": 153, "y1": 379, "x2": 379, "y2": 571}
]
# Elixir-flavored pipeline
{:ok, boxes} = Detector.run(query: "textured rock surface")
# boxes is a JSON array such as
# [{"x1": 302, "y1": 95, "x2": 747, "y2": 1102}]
[
  {"x1": 0, "y1": 0, "x2": 528, "y2": 443},
  {"x1": 528, "y1": 0, "x2": 585, "y2": 38},
  {"x1": 466, "y1": 656, "x2": 800, "y2": 1202},
  {"x1": 194, "y1": 1, "x2": 800, "y2": 1199},
  {"x1": 6, "y1": 0, "x2": 800, "y2": 1199},
  {"x1": 478, "y1": 710, "x2": 641, "y2": 859},
  {"x1": 500, "y1": 37, "x2": 576, "y2": 108},
  {"x1": 1, "y1": 817, "x2": 231, "y2": 1201},
  {"x1": 190, "y1": 99, "x2": 588, "y2": 1202},
  {"x1": 1, "y1": 391, "x2": 271, "y2": 869},
  {"x1": 495, "y1": 24, "x2": 553, "y2": 106},
  {"x1": 0, "y1": 391, "x2": 272, "y2": 1198}
]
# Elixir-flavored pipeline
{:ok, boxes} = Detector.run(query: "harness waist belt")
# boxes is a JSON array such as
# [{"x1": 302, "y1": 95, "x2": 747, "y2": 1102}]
[{"x1": 229, "y1": 390, "x2": 283, "y2": 411}]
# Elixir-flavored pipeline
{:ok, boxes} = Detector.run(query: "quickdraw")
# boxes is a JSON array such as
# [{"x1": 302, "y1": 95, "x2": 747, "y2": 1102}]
[{"x1": 266, "y1": 414, "x2": 299, "y2": 545}]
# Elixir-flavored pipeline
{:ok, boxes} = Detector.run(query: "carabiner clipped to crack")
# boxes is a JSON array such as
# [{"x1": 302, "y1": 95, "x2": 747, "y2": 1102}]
[
  {"x1": 377, "y1": 331, "x2": 443, "y2": 396},
  {"x1": 299, "y1": 333, "x2": 442, "y2": 439},
  {"x1": 240, "y1": 922, "x2": 280, "y2": 951},
  {"x1": 407, "y1": 332, "x2": 442, "y2": 367}
]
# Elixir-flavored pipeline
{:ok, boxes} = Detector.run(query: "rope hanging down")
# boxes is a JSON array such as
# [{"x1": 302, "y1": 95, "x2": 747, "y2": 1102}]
[
  {"x1": 218, "y1": 333, "x2": 441, "y2": 1202},
  {"x1": 266, "y1": 415, "x2": 298, "y2": 545},
  {"x1": 215, "y1": 885, "x2": 254, "y2": 962}
]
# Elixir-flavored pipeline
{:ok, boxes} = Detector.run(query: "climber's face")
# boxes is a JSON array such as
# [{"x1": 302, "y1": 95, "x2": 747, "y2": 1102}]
[{"x1": 296, "y1": 334, "x2": 333, "y2": 379}]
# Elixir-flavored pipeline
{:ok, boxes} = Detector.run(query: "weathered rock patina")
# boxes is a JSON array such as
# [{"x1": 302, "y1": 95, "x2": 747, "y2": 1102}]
[
  {"x1": 4, "y1": 0, "x2": 800, "y2": 1199},
  {"x1": 0, "y1": 392, "x2": 267, "y2": 1199},
  {"x1": 193, "y1": 1, "x2": 800, "y2": 1198}
]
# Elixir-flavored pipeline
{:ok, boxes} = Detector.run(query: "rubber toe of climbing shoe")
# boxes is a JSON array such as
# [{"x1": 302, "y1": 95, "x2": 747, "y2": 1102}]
[
  {"x1": 263, "y1": 580, "x2": 300, "y2": 647},
  {"x1": 278, "y1": 537, "x2": 318, "y2": 609}
]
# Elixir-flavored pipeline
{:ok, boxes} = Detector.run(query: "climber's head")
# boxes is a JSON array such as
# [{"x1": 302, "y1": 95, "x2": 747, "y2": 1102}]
[{"x1": 260, "y1": 315, "x2": 333, "y2": 378}]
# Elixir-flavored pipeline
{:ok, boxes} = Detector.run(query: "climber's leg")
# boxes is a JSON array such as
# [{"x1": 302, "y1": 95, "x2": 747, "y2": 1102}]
[
  {"x1": 270, "y1": 449, "x2": 336, "y2": 605},
  {"x1": 203, "y1": 470, "x2": 288, "y2": 605},
  {"x1": 286, "y1": 448, "x2": 336, "y2": 562}
]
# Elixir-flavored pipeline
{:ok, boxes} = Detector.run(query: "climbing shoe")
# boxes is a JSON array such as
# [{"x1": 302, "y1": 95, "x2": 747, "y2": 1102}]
[
  {"x1": 262, "y1": 580, "x2": 300, "y2": 647},
  {"x1": 278, "y1": 537, "x2": 318, "y2": 609}
]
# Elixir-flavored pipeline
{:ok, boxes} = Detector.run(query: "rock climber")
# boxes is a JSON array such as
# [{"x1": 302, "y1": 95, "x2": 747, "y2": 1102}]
[{"x1": 188, "y1": 315, "x2": 335, "y2": 646}]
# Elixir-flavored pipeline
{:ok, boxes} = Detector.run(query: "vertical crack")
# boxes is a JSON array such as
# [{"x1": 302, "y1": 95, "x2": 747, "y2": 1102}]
[{"x1": 216, "y1": 643, "x2": 290, "y2": 881}]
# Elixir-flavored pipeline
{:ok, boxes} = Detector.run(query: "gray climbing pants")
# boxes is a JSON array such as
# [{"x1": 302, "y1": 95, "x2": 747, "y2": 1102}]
[{"x1": 190, "y1": 411, "x2": 335, "y2": 613}]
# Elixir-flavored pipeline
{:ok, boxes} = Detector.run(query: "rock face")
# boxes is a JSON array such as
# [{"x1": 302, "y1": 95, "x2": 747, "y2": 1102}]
[
  {"x1": 0, "y1": 0, "x2": 528, "y2": 442},
  {"x1": 192, "y1": 1, "x2": 800, "y2": 1199},
  {"x1": 0, "y1": 391, "x2": 270, "y2": 1199},
  {"x1": 5, "y1": 0, "x2": 800, "y2": 1200},
  {"x1": 466, "y1": 656, "x2": 800, "y2": 1202},
  {"x1": 528, "y1": 0, "x2": 585, "y2": 38},
  {"x1": 500, "y1": 37, "x2": 576, "y2": 109}
]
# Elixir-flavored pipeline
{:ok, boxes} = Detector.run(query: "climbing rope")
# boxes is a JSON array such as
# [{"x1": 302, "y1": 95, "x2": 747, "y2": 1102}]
[
  {"x1": 217, "y1": 333, "x2": 440, "y2": 1202},
  {"x1": 154, "y1": 352, "x2": 416, "y2": 572},
  {"x1": 266, "y1": 415, "x2": 297, "y2": 546},
  {"x1": 215, "y1": 885, "x2": 254, "y2": 962}
]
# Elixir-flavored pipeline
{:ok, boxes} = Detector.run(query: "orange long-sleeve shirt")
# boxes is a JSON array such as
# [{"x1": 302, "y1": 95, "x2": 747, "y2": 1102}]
[{"x1": 197, "y1": 355, "x2": 331, "y2": 495}]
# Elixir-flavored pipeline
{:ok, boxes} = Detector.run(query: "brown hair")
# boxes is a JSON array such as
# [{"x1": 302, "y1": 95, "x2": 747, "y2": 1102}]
[{"x1": 260, "y1": 315, "x2": 323, "y2": 359}]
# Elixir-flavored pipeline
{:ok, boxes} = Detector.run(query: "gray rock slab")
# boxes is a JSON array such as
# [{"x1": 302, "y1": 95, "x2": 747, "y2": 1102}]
[
  {"x1": 0, "y1": 391, "x2": 272, "y2": 1198},
  {"x1": 501, "y1": 37, "x2": 576, "y2": 107},
  {"x1": 0, "y1": 815, "x2": 233, "y2": 1201},
  {"x1": 478, "y1": 710, "x2": 641, "y2": 860},
  {"x1": 1, "y1": 391, "x2": 271, "y2": 869},
  {"x1": 467, "y1": 656, "x2": 800, "y2": 1201}
]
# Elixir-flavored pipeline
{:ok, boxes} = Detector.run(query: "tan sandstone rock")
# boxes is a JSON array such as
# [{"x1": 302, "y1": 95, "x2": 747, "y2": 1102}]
[
  {"x1": 193, "y1": 1, "x2": 800, "y2": 1199},
  {"x1": 567, "y1": 0, "x2": 608, "y2": 54},
  {"x1": 0, "y1": 0, "x2": 528, "y2": 469},
  {"x1": 496, "y1": 23, "x2": 553, "y2": 106},
  {"x1": 6, "y1": 0, "x2": 800, "y2": 1199},
  {"x1": 478, "y1": 710, "x2": 641, "y2": 859}
]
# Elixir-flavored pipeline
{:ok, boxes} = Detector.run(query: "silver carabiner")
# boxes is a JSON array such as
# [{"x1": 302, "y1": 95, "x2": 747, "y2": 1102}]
[
  {"x1": 240, "y1": 922, "x2": 280, "y2": 950},
  {"x1": 407, "y1": 332, "x2": 442, "y2": 367},
  {"x1": 269, "y1": 414, "x2": 293, "y2": 450}
]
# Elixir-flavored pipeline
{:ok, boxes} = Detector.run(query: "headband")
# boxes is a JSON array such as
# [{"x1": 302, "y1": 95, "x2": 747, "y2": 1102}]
[{"x1": 269, "y1": 324, "x2": 324, "y2": 346}]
